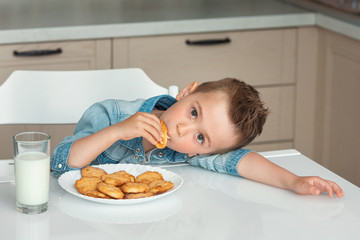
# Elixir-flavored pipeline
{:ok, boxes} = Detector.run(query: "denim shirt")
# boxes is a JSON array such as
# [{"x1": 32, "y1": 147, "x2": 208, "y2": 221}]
[{"x1": 50, "y1": 95, "x2": 251, "y2": 177}]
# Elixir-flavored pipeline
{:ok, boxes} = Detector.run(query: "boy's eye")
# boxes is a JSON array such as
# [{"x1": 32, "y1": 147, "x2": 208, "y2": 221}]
[
  {"x1": 196, "y1": 133, "x2": 204, "y2": 143},
  {"x1": 190, "y1": 108, "x2": 198, "y2": 119}
]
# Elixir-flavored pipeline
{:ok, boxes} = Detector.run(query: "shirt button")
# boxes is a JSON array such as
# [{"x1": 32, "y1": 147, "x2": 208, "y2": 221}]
[
  {"x1": 136, "y1": 148, "x2": 141, "y2": 153},
  {"x1": 58, "y1": 163, "x2": 62, "y2": 169},
  {"x1": 134, "y1": 155, "x2": 139, "y2": 159},
  {"x1": 158, "y1": 152, "x2": 163, "y2": 157}
]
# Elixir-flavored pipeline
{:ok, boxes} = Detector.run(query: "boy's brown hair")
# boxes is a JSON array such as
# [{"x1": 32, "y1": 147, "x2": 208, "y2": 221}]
[{"x1": 192, "y1": 78, "x2": 269, "y2": 150}]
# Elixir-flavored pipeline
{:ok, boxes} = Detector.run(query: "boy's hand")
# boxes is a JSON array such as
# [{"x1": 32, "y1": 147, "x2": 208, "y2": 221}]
[
  {"x1": 291, "y1": 176, "x2": 344, "y2": 198},
  {"x1": 67, "y1": 112, "x2": 162, "y2": 168},
  {"x1": 237, "y1": 152, "x2": 345, "y2": 199},
  {"x1": 115, "y1": 112, "x2": 162, "y2": 145}
]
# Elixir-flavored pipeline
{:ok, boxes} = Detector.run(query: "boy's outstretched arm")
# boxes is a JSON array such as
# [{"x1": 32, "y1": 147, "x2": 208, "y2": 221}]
[{"x1": 236, "y1": 152, "x2": 344, "y2": 198}]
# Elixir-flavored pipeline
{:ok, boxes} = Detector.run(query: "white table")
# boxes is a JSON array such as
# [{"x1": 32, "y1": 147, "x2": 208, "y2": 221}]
[{"x1": 1, "y1": 149, "x2": 359, "y2": 240}]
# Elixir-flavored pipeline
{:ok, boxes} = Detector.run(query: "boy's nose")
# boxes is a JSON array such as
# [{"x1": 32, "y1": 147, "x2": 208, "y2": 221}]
[{"x1": 176, "y1": 122, "x2": 193, "y2": 137}]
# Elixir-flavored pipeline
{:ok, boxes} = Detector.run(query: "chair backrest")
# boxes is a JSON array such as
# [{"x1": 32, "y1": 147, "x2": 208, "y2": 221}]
[{"x1": 0, "y1": 68, "x2": 178, "y2": 124}]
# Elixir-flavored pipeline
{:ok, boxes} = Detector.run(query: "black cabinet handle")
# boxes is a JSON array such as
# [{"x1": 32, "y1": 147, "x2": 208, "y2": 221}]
[
  {"x1": 185, "y1": 37, "x2": 231, "y2": 46},
  {"x1": 13, "y1": 48, "x2": 63, "y2": 56}
]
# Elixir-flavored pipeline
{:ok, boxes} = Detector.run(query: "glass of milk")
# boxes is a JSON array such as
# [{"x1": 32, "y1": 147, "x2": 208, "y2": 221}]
[{"x1": 13, "y1": 132, "x2": 51, "y2": 214}]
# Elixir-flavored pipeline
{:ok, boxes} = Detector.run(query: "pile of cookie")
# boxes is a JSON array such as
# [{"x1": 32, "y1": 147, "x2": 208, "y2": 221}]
[{"x1": 75, "y1": 166, "x2": 174, "y2": 199}]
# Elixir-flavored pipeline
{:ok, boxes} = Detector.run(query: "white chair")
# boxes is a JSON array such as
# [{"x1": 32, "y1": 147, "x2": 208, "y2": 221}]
[{"x1": 0, "y1": 68, "x2": 178, "y2": 124}]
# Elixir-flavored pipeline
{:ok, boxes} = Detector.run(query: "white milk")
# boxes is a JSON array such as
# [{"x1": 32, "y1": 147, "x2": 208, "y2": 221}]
[{"x1": 15, "y1": 152, "x2": 50, "y2": 206}]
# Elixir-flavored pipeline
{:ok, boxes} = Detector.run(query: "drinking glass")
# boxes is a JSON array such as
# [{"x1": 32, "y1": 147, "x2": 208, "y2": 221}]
[{"x1": 13, "y1": 132, "x2": 51, "y2": 214}]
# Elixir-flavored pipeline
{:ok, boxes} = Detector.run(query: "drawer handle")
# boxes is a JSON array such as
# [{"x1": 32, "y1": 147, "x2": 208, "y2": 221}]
[
  {"x1": 185, "y1": 37, "x2": 231, "y2": 46},
  {"x1": 13, "y1": 48, "x2": 63, "y2": 56}
]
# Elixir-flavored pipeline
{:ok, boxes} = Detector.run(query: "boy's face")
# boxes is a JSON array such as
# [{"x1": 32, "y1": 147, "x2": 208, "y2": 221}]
[{"x1": 160, "y1": 91, "x2": 240, "y2": 156}]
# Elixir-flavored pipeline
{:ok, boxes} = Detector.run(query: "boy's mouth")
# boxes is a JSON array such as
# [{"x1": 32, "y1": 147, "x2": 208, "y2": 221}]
[{"x1": 166, "y1": 132, "x2": 172, "y2": 141}]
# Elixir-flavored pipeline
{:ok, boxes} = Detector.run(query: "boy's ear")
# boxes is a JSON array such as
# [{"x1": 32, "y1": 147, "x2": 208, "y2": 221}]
[{"x1": 176, "y1": 81, "x2": 199, "y2": 101}]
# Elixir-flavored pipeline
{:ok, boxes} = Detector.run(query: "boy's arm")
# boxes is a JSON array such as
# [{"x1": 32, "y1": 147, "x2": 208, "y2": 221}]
[
  {"x1": 236, "y1": 152, "x2": 344, "y2": 198},
  {"x1": 67, "y1": 112, "x2": 162, "y2": 168},
  {"x1": 67, "y1": 123, "x2": 122, "y2": 168}
]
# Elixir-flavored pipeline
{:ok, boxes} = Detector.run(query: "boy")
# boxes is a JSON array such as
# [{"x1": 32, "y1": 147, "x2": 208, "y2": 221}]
[{"x1": 51, "y1": 78, "x2": 344, "y2": 198}]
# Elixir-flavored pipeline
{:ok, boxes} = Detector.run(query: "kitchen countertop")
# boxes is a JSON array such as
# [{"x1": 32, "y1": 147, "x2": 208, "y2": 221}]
[
  {"x1": 1, "y1": 0, "x2": 360, "y2": 44},
  {"x1": 285, "y1": 0, "x2": 360, "y2": 40}
]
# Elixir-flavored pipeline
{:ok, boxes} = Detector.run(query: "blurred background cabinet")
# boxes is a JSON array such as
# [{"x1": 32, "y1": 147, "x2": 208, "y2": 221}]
[
  {"x1": 295, "y1": 27, "x2": 360, "y2": 186},
  {"x1": 113, "y1": 29, "x2": 296, "y2": 89},
  {"x1": 0, "y1": 40, "x2": 111, "y2": 85},
  {"x1": 113, "y1": 29, "x2": 297, "y2": 152},
  {"x1": 314, "y1": 29, "x2": 360, "y2": 186},
  {"x1": 0, "y1": 39, "x2": 111, "y2": 158}
]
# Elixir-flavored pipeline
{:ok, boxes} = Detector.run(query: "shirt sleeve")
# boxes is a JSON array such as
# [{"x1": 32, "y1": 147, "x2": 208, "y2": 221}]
[
  {"x1": 50, "y1": 100, "x2": 117, "y2": 177},
  {"x1": 186, "y1": 148, "x2": 252, "y2": 177}
]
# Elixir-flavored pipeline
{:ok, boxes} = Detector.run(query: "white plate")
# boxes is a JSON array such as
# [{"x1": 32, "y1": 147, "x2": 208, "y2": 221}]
[{"x1": 58, "y1": 164, "x2": 183, "y2": 204}]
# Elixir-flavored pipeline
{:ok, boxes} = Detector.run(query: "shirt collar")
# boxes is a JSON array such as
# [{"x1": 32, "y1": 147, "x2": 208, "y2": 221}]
[{"x1": 138, "y1": 95, "x2": 177, "y2": 113}]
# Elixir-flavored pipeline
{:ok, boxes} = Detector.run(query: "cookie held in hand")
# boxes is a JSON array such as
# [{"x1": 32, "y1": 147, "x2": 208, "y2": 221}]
[{"x1": 156, "y1": 119, "x2": 168, "y2": 149}]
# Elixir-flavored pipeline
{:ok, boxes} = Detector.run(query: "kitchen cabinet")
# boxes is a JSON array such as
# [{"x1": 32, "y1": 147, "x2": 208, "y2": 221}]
[
  {"x1": 113, "y1": 30, "x2": 296, "y2": 89},
  {"x1": 0, "y1": 39, "x2": 112, "y2": 158},
  {"x1": 0, "y1": 39, "x2": 111, "y2": 85},
  {"x1": 294, "y1": 27, "x2": 319, "y2": 160},
  {"x1": 314, "y1": 29, "x2": 360, "y2": 186},
  {"x1": 113, "y1": 29, "x2": 297, "y2": 151},
  {"x1": 295, "y1": 27, "x2": 360, "y2": 186}
]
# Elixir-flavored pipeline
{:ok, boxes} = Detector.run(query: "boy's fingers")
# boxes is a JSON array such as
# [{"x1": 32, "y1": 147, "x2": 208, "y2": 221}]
[
  {"x1": 336, "y1": 187, "x2": 345, "y2": 198},
  {"x1": 310, "y1": 185, "x2": 320, "y2": 196},
  {"x1": 139, "y1": 112, "x2": 161, "y2": 127},
  {"x1": 337, "y1": 190, "x2": 345, "y2": 198},
  {"x1": 147, "y1": 114, "x2": 162, "y2": 135},
  {"x1": 298, "y1": 177, "x2": 344, "y2": 198},
  {"x1": 143, "y1": 131, "x2": 159, "y2": 146},
  {"x1": 327, "y1": 188, "x2": 334, "y2": 198},
  {"x1": 329, "y1": 181, "x2": 344, "y2": 198},
  {"x1": 320, "y1": 180, "x2": 334, "y2": 197},
  {"x1": 145, "y1": 125, "x2": 162, "y2": 142},
  {"x1": 135, "y1": 112, "x2": 162, "y2": 139}
]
